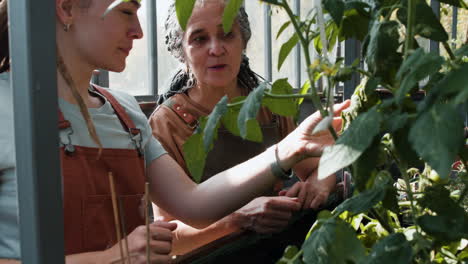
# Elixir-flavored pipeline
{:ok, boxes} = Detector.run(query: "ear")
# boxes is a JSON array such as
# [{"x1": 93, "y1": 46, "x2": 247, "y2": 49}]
[{"x1": 56, "y1": 0, "x2": 74, "y2": 25}]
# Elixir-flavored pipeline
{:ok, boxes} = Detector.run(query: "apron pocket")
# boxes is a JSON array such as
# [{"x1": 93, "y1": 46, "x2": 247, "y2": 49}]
[{"x1": 82, "y1": 194, "x2": 144, "y2": 252}]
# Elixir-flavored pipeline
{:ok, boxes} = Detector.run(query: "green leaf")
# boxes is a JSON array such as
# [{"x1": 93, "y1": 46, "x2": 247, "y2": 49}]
[
  {"x1": 302, "y1": 217, "x2": 366, "y2": 264},
  {"x1": 334, "y1": 171, "x2": 391, "y2": 216},
  {"x1": 397, "y1": 0, "x2": 449, "y2": 42},
  {"x1": 276, "y1": 21, "x2": 292, "y2": 40},
  {"x1": 361, "y1": 234, "x2": 412, "y2": 264},
  {"x1": 222, "y1": 0, "x2": 243, "y2": 33},
  {"x1": 221, "y1": 96, "x2": 246, "y2": 137},
  {"x1": 409, "y1": 103, "x2": 464, "y2": 178},
  {"x1": 395, "y1": 49, "x2": 444, "y2": 104},
  {"x1": 263, "y1": 78, "x2": 298, "y2": 117},
  {"x1": 203, "y1": 96, "x2": 228, "y2": 152},
  {"x1": 418, "y1": 214, "x2": 468, "y2": 242},
  {"x1": 364, "y1": 20, "x2": 402, "y2": 85},
  {"x1": 175, "y1": 0, "x2": 197, "y2": 31},
  {"x1": 393, "y1": 124, "x2": 424, "y2": 169},
  {"x1": 353, "y1": 138, "x2": 380, "y2": 192},
  {"x1": 420, "y1": 63, "x2": 468, "y2": 112},
  {"x1": 238, "y1": 83, "x2": 267, "y2": 141},
  {"x1": 183, "y1": 121, "x2": 208, "y2": 183},
  {"x1": 278, "y1": 33, "x2": 299, "y2": 71},
  {"x1": 319, "y1": 107, "x2": 382, "y2": 179},
  {"x1": 298, "y1": 80, "x2": 311, "y2": 105},
  {"x1": 338, "y1": 8, "x2": 371, "y2": 41},
  {"x1": 324, "y1": 0, "x2": 345, "y2": 25},
  {"x1": 314, "y1": 22, "x2": 339, "y2": 53}
]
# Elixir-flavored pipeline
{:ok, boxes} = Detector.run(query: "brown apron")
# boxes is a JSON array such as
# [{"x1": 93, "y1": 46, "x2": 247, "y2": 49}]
[{"x1": 59, "y1": 86, "x2": 145, "y2": 254}]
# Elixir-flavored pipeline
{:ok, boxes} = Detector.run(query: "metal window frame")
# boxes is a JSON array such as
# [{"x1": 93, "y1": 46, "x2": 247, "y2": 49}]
[{"x1": 9, "y1": 0, "x2": 65, "y2": 263}]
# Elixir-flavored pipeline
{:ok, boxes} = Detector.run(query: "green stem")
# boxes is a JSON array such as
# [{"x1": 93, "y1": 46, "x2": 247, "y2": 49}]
[
  {"x1": 404, "y1": 0, "x2": 416, "y2": 58},
  {"x1": 264, "y1": 92, "x2": 315, "y2": 99},
  {"x1": 370, "y1": 208, "x2": 395, "y2": 234},
  {"x1": 442, "y1": 42, "x2": 456, "y2": 61},
  {"x1": 290, "y1": 249, "x2": 304, "y2": 263},
  {"x1": 281, "y1": 1, "x2": 326, "y2": 115}
]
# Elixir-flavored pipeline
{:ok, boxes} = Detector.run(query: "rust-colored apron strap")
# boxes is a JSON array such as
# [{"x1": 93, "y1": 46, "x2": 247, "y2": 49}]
[
  {"x1": 58, "y1": 109, "x2": 72, "y2": 129},
  {"x1": 93, "y1": 85, "x2": 140, "y2": 135}
]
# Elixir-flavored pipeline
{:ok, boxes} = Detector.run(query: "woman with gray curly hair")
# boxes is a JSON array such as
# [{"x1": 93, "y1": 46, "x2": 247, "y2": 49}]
[{"x1": 149, "y1": 0, "x2": 341, "y2": 258}]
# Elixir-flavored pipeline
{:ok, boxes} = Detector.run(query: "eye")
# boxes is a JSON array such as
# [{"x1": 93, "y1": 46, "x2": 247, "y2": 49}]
[
  {"x1": 192, "y1": 36, "x2": 207, "y2": 44},
  {"x1": 224, "y1": 32, "x2": 234, "y2": 38},
  {"x1": 121, "y1": 10, "x2": 135, "y2": 16}
]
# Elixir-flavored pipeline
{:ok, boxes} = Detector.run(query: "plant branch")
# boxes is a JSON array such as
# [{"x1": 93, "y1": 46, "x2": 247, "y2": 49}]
[
  {"x1": 442, "y1": 42, "x2": 456, "y2": 61},
  {"x1": 356, "y1": 68, "x2": 394, "y2": 91}
]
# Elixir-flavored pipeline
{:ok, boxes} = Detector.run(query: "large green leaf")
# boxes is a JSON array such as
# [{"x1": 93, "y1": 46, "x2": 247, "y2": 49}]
[
  {"x1": 360, "y1": 234, "x2": 412, "y2": 264},
  {"x1": 324, "y1": 0, "x2": 345, "y2": 25},
  {"x1": 221, "y1": 96, "x2": 245, "y2": 137},
  {"x1": 409, "y1": 103, "x2": 464, "y2": 178},
  {"x1": 278, "y1": 33, "x2": 299, "y2": 70},
  {"x1": 364, "y1": 20, "x2": 402, "y2": 84},
  {"x1": 302, "y1": 217, "x2": 366, "y2": 264},
  {"x1": 353, "y1": 138, "x2": 380, "y2": 192},
  {"x1": 395, "y1": 49, "x2": 444, "y2": 104},
  {"x1": 263, "y1": 78, "x2": 298, "y2": 117},
  {"x1": 338, "y1": 8, "x2": 371, "y2": 41},
  {"x1": 222, "y1": 0, "x2": 243, "y2": 33},
  {"x1": 318, "y1": 108, "x2": 382, "y2": 179},
  {"x1": 417, "y1": 214, "x2": 468, "y2": 242},
  {"x1": 334, "y1": 171, "x2": 391, "y2": 216},
  {"x1": 238, "y1": 83, "x2": 267, "y2": 141},
  {"x1": 175, "y1": 0, "x2": 197, "y2": 31},
  {"x1": 397, "y1": 0, "x2": 448, "y2": 42},
  {"x1": 203, "y1": 96, "x2": 228, "y2": 152}
]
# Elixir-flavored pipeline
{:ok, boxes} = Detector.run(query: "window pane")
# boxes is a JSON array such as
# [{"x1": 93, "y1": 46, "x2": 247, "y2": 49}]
[
  {"x1": 109, "y1": 2, "x2": 150, "y2": 96},
  {"x1": 245, "y1": 1, "x2": 266, "y2": 79},
  {"x1": 157, "y1": 1, "x2": 182, "y2": 95}
]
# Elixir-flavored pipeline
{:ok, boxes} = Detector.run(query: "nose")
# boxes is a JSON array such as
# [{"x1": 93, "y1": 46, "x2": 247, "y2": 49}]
[
  {"x1": 128, "y1": 18, "x2": 144, "y2": 40},
  {"x1": 208, "y1": 39, "x2": 226, "y2": 57}
]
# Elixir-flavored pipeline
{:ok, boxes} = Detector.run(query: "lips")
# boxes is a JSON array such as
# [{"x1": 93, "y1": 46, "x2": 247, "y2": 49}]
[
  {"x1": 208, "y1": 64, "x2": 227, "y2": 71},
  {"x1": 119, "y1": 47, "x2": 132, "y2": 56}
]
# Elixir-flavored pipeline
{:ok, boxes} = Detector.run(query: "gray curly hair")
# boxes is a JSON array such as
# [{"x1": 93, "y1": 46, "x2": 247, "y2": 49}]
[
  {"x1": 165, "y1": 0, "x2": 252, "y2": 63},
  {"x1": 158, "y1": 0, "x2": 261, "y2": 104}
]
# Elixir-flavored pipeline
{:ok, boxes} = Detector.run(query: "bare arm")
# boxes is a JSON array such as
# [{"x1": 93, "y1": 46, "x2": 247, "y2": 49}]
[{"x1": 148, "y1": 101, "x2": 350, "y2": 228}]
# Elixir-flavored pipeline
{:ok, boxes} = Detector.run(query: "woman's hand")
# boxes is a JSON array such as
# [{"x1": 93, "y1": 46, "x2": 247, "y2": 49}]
[
  {"x1": 103, "y1": 221, "x2": 177, "y2": 264},
  {"x1": 276, "y1": 100, "x2": 351, "y2": 169},
  {"x1": 279, "y1": 170, "x2": 336, "y2": 210},
  {"x1": 229, "y1": 196, "x2": 301, "y2": 234}
]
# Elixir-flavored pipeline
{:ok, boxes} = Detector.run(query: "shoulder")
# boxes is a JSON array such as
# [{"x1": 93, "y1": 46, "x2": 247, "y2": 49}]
[{"x1": 104, "y1": 88, "x2": 140, "y2": 111}]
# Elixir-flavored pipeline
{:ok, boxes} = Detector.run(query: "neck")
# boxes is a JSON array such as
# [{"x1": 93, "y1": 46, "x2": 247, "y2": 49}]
[
  {"x1": 56, "y1": 42, "x2": 101, "y2": 108},
  {"x1": 188, "y1": 79, "x2": 241, "y2": 111}
]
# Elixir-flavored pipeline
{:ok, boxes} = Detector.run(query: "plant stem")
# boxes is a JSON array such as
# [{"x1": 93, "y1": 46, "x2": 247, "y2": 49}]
[
  {"x1": 369, "y1": 208, "x2": 395, "y2": 234},
  {"x1": 404, "y1": 0, "x2": 416, "y2": 58},
  {"x1": 442, "y1": 42, "x2": 456, "y2": 61},
  {"x1": 281, "y1": 1, "x2": 325, "y2": 115},
  {"x1": 264, "y1": 91, "x2": 316, "y2": 99}
]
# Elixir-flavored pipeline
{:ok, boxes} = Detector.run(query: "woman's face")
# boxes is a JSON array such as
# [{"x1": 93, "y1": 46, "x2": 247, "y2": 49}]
[
  {"x1": 182, "y1": 0, "x2": 245, "y2": 89},
  {"x1": 68, "y1": 0, "x2": 143, "y2": 72}
]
